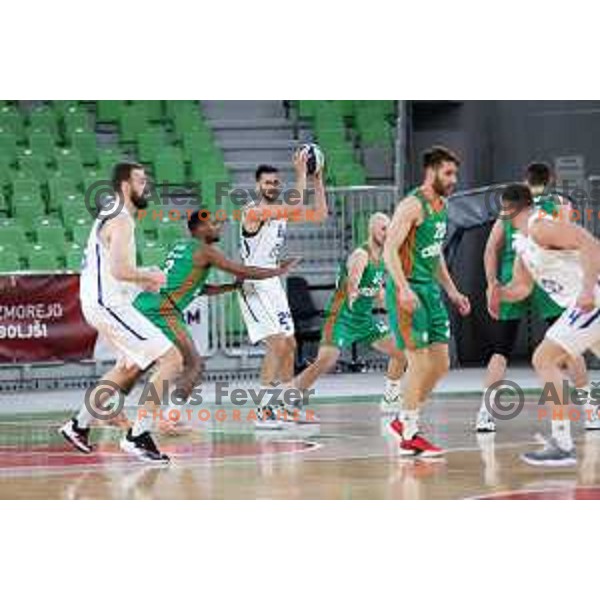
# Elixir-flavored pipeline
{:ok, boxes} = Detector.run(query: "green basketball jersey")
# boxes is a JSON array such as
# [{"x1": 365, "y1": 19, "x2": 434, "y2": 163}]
[
  {"x1": 498, "y1": 194, "x2": 562, "y2": 320},
  {"x1": 135, "y1": 238, "x2": 211, "y2": 314},
  {"x1": 399, "y1": 187, "x2": 447, "y2": 284},
  {"x1": 325, "y1": 243, "x2": 386, "y2": 320}
]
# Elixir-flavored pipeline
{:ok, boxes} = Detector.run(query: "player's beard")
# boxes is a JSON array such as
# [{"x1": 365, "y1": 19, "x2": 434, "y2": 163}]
[
  {"x1": 261, "y1": 188, "x2": 280, "y2": 203},
  {"x1": 132, "y1": 189, "x2": 149, "y2": 210},
  {"x1": 433, "y1": 176, "x2": 453, "y2": 197}
]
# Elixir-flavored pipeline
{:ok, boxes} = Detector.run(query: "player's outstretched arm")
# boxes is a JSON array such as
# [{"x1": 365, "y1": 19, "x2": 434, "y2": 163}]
[
  {"x1": 346, "y1": 248, "x2": 369, "y2": 310},
  {"x1": 244, "y1": 152, "x2": 328, "y2": 226},
  {"x1": 383, "y1": 196, "x2": 421, "y2": 312},
  {"x1": 201, "y1": 283, "x2": 241, "y2": 296},
  {"x1": 530, "y1": 218, "x2": 600, "y2": 311},
  {"x1": 199, "y1": 246, "x2": 300, "y2": 280},
  {"x1": 105, "y1": 217, "x2": 165, "y2": 292}
]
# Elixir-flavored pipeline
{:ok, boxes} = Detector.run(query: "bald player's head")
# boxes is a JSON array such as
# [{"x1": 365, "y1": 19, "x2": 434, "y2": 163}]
[{"x1": 369, "y1": 212, "x2": 390, "y2": 247}]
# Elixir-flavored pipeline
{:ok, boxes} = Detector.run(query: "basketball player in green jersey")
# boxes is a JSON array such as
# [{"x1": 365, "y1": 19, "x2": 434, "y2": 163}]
[
  {"x1": 383, "y1": 146, "x2": 471, "y2": 457},
  {"x1": 477, "y1": 162, "x2": 593, "y2": 432},
  {"x1": 286, "y1": 212, "x2": 406, "y2": 407},
  {"x1": 133, "y1": 210, "x2": 298, "y2": 417}
]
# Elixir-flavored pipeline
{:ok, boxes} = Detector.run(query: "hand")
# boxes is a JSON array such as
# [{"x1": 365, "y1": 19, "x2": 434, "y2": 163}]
[
  {"x1": 293, "y1": 148, "x2": 308, "y2": 176},
  {"x1": 279, "y1": 257, "x2": 302, "y2": 274},
  {"x1": 576, "y1": 289, "x2": 596, "y2": 313},
  {"x1": 142, "y1": 268, "x2": 166, "y2": 292},
  {"x1": 450, "y1": 290, "x2": 471, "y2": 316},
  {"x1": 487, "y1": 282, "x2": 500, "y2": 320},
  {"x1": 397, "y1": 286, "x2": 419, "y2": 313}
]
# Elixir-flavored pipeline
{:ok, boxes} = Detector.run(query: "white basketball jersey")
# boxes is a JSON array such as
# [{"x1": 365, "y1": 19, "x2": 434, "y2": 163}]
[
  {"x1": 80, "y1": 208, "x2": 141, "y2": 307},
  {"x1": 513, "y1": 209, "x2": 600, "y2": 308},
  {"x1": 240, "y1": 202, "x2": 287, "y2": 268}
]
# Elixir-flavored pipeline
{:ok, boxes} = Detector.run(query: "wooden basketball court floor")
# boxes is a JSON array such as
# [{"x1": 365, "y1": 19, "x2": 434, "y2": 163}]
[{"x1": 1, "y1": 369, "x2": 600, "y2": 500}]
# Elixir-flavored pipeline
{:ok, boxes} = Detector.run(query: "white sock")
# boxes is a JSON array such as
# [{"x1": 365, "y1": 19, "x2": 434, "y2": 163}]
[
  {"x1": 384, "y1": 378, "x2": 402, "y2": 401},
  {"x1": 76, "y1": 404, "x2": 94, "y2": 429},
  {"x1": 401, "y1": 409, "x2": 419, "y2": 439},
  {"x1": 551, "y1": 418, "x2": 573, "y2": 451},
  {"x1": 132, "y1": 412, "x2": 152, "y2": 437},
  {"x1": 480, "y1": 387, "x2": 496, "y2": 413}
]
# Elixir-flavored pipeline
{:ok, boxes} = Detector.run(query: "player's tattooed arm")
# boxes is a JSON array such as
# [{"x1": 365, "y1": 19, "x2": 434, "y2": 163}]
[
  {"x1": 199, "y1": 246, "x2": 300, "y2": 280},
  {"x1": 346, "y1": 248, "x2": 369, "y2": 310},
  {"x1": 104, "y1": 217, "x2": 165, "y2": 292},
  {"x1": 383, "y1": 196, "x2": 422, "y2": 312},
  {"x1": 530, "y1": 218, "x2": 600, "y2": 311}
]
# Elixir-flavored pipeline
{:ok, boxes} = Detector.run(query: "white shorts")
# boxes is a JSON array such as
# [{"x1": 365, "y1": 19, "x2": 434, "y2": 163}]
[
  {"x1": 82, "y1": 301, "x2": 173, "y2": 370},
  {"x1": 545, "y1": 306, "x2": 600, "y2": 358},
  {"x1": 238, "y1": 277, "x2": 294, "y2": 344}
]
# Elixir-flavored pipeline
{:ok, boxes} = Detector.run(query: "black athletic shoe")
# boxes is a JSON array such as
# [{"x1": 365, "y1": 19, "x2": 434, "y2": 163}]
[
  {"x1": 60, "y1": 418, "x2": 94, "y2": 454},
  {"x1": 120, "y1": 429, "x2": 170, "y2": 463}
]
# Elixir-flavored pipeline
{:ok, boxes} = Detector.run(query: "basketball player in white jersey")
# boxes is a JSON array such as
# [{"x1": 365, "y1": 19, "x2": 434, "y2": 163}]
[
  {"x1": 491, "y1": 184, "x2": 600, "y2": 467},
  {"x1": 61, "y1": 162, "x2": 184, "y2": 463},
  {"x1": 239, "y1": 151, "x2": 328, "y2": 426}
]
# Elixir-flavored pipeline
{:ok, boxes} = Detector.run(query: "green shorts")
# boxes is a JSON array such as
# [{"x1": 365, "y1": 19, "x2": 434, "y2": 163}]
[
  {"x1": 133, "y1": 292, "x2": 192, "y2": 348},
  {"x1": 385, "y1": 280, "x2": 450, "y2": 350},
  {"x1": 321, "y1": 308, "x2": 389, "y2": 350}
]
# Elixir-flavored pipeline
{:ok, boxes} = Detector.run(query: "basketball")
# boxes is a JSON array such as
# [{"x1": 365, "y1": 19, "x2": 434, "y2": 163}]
[{"x1": 299, "y1": 142, "x2": 325, "y2": 175}]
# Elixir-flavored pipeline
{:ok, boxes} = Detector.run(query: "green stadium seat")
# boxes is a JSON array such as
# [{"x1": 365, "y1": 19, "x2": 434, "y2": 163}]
[
  {"x1": 36, "y1": 221, "x2": 67, "y2": 251},
  {"x1": 62, "y1": 212, "x2": 91, "y2": 235},
  {"x1": 48, "y1": 175, "x2": 79, "y2": 211},
  {"x1": 18, "y1": 151, "x2": 50, "y2": 183},
  {"x1": 13, "y1": 199, "x2": 46, "y2": 230},
  {"x1": 52, "y1": 101, "x2": 81, "y2": 118},
  {"x1": 97, "y1": 146, "x2": 124, "y2": 174},
  {"x1": 132, "y1": 100, "x2": 164, "y2": 121},
  {"x1": 165, "y1": 100, "x2": 197, "y2": 120},
  {"x1": 153, "y1": 146, "x2": 185, "y2": 184},
  {"x1": 0, "y1": 156, "x2": 14, "y2": 188},
  {"x1": 0, "y1": 192, "x2": 8, "y2": 216},
  {"x1": 55, "y1": 149, "x2": 84, "y2": 184},
  {"x1": 64, "y1": 111, "x2": 90, "y2": 141},
  {"x1": 119, "y1": 105, "x2": 149, "y2": 143},
  {"x1": 27, "y1": 244, "x2": 61, "y2": 270},
  {"x1": 0, "y1": 221, "x2": 28, "y2": 255},
  {"x1": 0, "y1": 105, "x2": 24, "y2": 141},
  {"x1": 28, "y1": 132, "x2": 55, "y2": 163},
  {"x1": 72, "y1": 222, "x2": 93, "y2": 245},
  {"x1": 298, "y1": 100, "x2": 318, "y2": 119},
  {"x1": 0, "y1": 130, "x2": 18, "y2": 163},
  {"x1": 97, "y1": 100, "x2": 124, "y2": 123},
  {"x1": 12, "y1": 178, "x2": 42, "y2": 204},
  {"x1": 64, "y1": 243, "x2": 84, "y2": 271},
  {"x1": 71, "y1": 129, "x2": 98, "y2": 165},
  {"x1": 29, "y1": 106, "x2": 59, "y2": 139},
  {"x1": 0, "y1": 246, "x2": 21, "y2": 272},
  {"x1": 137, "y1": 129, "x2": 165, "y2": 163},
  {"x1": 59, "y1": 195, "x2": 90, "y2": 226}
]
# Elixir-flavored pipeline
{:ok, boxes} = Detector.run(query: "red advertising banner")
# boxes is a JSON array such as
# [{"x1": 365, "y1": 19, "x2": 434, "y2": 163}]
[{"x1": 0, "y1": 274, "x2": 97, "y2": 362}]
